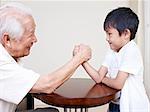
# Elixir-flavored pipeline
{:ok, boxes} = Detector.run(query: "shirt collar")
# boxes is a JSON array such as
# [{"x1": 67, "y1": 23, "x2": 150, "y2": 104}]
[{"x1": 0, "y1": 43, "x2": 16, "y2": 63}]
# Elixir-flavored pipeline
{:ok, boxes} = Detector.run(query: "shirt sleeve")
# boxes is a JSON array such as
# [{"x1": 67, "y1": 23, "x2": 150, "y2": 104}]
[
  {"x1": 0, "y1": 62, "x2": 40, "y2": 105},
  {"x1": 119, "y1": 47, "x2": 143, "y2": 75}
]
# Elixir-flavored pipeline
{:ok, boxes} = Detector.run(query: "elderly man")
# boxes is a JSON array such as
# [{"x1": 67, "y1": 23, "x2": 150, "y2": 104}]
[{"x1": 0, "y1": 3, "x2": 91, "y2": 112}]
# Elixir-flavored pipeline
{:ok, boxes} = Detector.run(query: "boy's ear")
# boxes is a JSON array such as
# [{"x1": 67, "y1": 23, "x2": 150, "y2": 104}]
[
  {"x1": 1, "y1": 33, "x2": 11, "y2": 47},
  {"x1": 124, "y1": 29, "x2": 131, "y2": 40}
]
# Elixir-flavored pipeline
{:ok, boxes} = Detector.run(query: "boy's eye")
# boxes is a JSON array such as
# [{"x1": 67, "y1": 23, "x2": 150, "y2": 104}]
[{"x1": 107, "y1": 33, "x2": 112, "y2": 36}]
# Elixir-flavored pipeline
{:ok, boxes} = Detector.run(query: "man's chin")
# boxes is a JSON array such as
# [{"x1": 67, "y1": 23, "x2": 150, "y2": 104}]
[
  {"x1": 22, "y1": 51, "x2": 30, "y2": 57},
  {"x1": 24, "y1": 52, "x2": 30, "y2": 57}
]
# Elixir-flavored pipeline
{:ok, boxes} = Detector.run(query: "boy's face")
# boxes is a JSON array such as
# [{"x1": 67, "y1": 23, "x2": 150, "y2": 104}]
[{"x1": 105, "y1": 27, "x2": 129, "y2": 52}]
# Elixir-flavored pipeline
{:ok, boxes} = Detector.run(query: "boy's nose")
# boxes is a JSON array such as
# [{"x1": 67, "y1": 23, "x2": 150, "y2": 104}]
[{"x1": 106, "y1": 37, "x2": 110, "y2": 41}]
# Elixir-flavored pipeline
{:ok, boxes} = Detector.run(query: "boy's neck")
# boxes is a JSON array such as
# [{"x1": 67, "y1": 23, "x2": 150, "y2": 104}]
[{"x1": 116, "y1": 40, "x2": 131, "y2": 52}]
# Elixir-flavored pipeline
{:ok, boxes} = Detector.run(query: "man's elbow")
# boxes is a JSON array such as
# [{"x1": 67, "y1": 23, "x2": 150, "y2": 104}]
[
  {"x1": 31, "y1": 76, "x2": 57, "y2": 94},
  {"x1": 43, "y1": 88, "x2": 55, "y2": 94},
  {"x1": 42, "y1": 81, "x2": 57, "y2": 94},
  {"x1": 39, "y1": 83, "x2": 56, "y2": 94}
]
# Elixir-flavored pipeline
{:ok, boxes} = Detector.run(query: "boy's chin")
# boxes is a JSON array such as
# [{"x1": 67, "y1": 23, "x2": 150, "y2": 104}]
[{"x1": 110, "y1": 47, "x2": 118, "y2": 52}]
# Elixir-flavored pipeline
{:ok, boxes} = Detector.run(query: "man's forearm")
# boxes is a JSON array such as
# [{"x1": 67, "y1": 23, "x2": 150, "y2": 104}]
[
  {"x1": 49, "y1": 56, "x2": 83, "y2": 84},
  {"x1": 31, "y1": 53, "x2": 89, "y2": 94},
  {"x1": 31, "y1": 44, "x2": 91, "y2": 93},
  {"x1": 43, "y1": 55, "x2": 85, "y2": 93}
]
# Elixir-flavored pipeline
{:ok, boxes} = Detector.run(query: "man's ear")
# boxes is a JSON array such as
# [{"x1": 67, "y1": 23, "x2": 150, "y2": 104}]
[{"x1": 1, "y1": 33, "x2": 11, "y2": 47}]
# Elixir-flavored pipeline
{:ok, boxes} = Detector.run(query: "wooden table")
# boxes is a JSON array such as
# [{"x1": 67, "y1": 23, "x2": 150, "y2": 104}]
[{"x1": 32, "y1": 78, "x2": 119, "y2": 112}]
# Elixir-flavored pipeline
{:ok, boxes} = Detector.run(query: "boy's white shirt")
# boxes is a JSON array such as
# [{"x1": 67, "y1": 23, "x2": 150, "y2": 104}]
[
  {"x1": 0, "y1": 43, "x2": 40, "y2": 112},
  {"x1": 102, "y1": 40, "x2": 150, "y2": 112}
]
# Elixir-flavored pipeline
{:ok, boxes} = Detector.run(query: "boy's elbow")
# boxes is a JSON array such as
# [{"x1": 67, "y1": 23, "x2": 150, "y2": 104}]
[
  {"x1": 95, "y1": 81, "x2": 100, "y2": 84},
  {"x1": 94, "y1": 78, "x2": 102, "y2": 84},
  {"x1": 115, "y1": 83, "x2": 123, "y2": 90},
  {"x1": 115, "y1": 86, "x2": 122, "y2": 90}
]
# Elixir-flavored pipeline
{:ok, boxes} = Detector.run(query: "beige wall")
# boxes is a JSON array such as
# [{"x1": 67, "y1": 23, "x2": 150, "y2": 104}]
[
  {"x1": 0, "y1": 0, "x2": 129, "y2": 79},
  {"x1": 0, "y1": 0, "x2": 149, "y2": 111},
  {"x1": 143, "y1": 0, "x2": 150, "y2": 99}
]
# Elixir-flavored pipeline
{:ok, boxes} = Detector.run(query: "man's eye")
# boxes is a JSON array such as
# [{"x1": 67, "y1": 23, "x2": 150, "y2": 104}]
[{"x1": 30, "y1": 33, "x2": 34, "y2": 37}]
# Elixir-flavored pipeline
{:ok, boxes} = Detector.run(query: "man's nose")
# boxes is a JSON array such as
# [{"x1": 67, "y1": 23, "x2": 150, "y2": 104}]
[{"x1": 33, "y1": 35, "x2": 37, "y2": 43}]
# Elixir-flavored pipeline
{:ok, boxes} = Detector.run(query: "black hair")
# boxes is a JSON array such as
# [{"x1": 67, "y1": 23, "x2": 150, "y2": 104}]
[{"x1": 104, "y1": 7, "x2": 139, "y2": 40}]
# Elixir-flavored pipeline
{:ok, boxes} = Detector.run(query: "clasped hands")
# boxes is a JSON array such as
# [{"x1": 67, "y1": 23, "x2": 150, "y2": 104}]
[{"x1": 73, "y1": 44, "x2": 91, "y2": 64}]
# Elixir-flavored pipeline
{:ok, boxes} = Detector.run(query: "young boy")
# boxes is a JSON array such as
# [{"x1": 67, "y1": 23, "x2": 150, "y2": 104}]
[{"x1": 73, "y1": 7, "x2": 150, "y2": 112}]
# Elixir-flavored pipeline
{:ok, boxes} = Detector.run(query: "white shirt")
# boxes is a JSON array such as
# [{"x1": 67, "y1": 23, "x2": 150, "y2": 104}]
[
  {"x1": 0, "y1": 44, "x2": 40, "y2": 112},
  {"x1": 102, "y1": 40, "x2": 150, "y2": 112}
]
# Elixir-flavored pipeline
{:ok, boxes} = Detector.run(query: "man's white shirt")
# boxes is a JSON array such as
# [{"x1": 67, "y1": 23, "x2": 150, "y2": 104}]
[{"x1": 0, "y1": 44, "x2": 40, "y2": 112}]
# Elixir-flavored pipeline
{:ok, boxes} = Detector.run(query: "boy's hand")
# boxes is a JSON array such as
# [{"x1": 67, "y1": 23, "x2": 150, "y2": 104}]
[{"x1": 73, "y1": 44, "x2": 92, "y2": 63}]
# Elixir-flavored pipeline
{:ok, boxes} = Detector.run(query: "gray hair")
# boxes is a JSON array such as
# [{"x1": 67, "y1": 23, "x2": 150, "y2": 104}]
[{"x1": 0, "y1": 2, "x2": 33, "y2": 40}]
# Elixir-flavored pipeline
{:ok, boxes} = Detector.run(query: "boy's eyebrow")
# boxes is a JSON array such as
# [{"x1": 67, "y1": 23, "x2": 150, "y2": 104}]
[{"x1": 105, "y1": 29, "x2": 110, "y2": 32}]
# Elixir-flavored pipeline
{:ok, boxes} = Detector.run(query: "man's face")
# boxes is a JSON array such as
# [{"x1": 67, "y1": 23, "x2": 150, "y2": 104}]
[
  {"x1": 105, "y1": 27, "x2": 127, "y2": 52},
  {"x1": 8, "y1": 16, "x2": 37, "y2": 58}
]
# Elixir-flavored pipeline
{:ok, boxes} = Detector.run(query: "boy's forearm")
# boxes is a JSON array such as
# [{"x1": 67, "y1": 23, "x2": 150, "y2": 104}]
[
  {"x1": 102, "y1": 77, "x2": 121, "y2": 90},
  {"x1": 82, "y1": 62, "x2": 102, "y2": 83}
]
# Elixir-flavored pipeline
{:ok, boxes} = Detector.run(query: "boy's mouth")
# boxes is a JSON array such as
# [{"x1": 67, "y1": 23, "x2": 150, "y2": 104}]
[{"x1": 108, "y1": 42, "x2": 112, "y2": 45}]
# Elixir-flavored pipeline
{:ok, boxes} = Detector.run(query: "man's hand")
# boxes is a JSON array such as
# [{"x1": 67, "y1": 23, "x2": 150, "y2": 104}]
[{"x1": 73, "y1": 44, "x2": 92, "y2": 63}]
